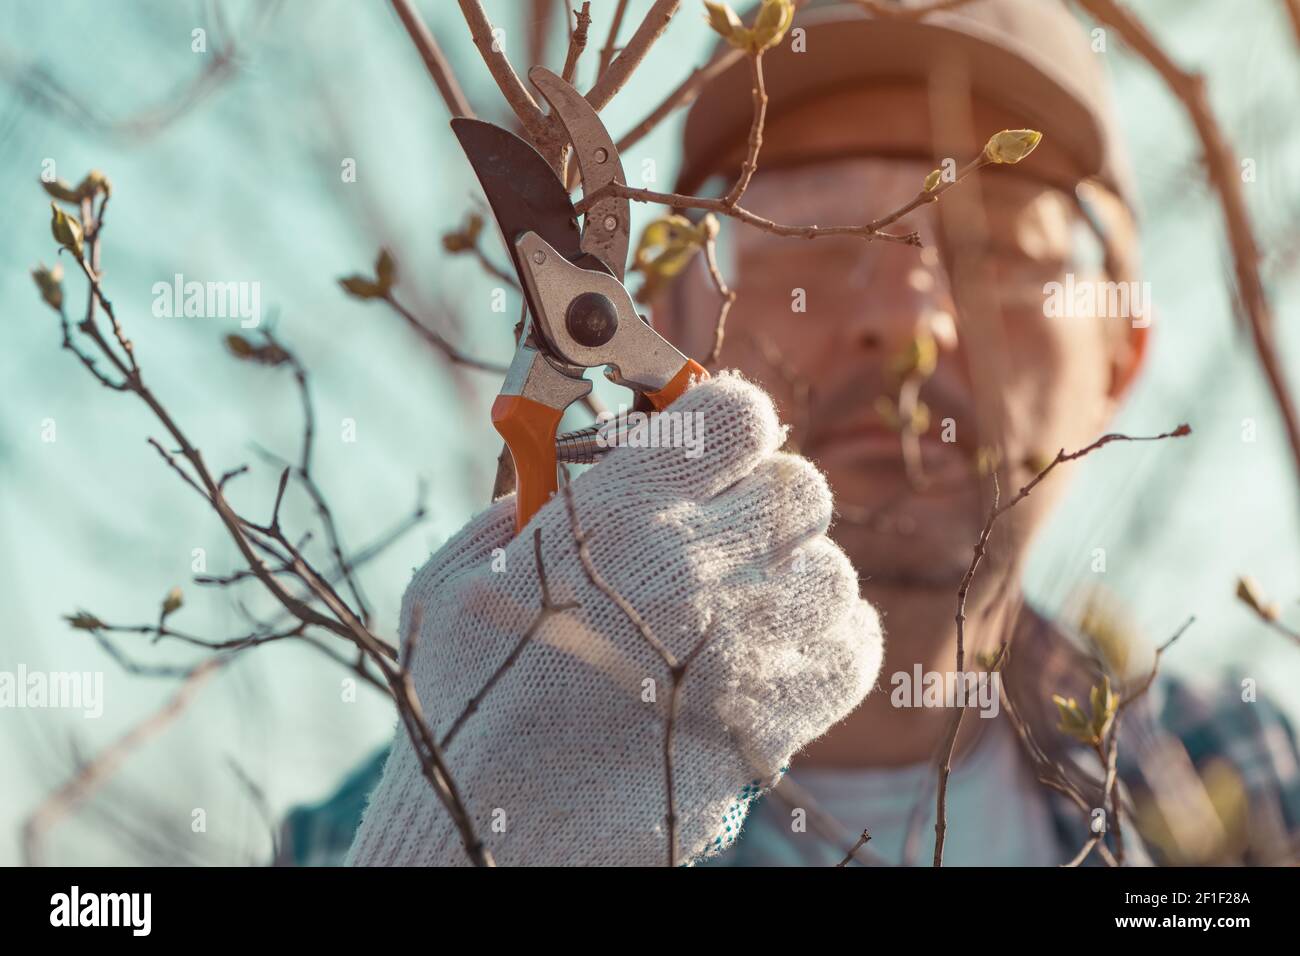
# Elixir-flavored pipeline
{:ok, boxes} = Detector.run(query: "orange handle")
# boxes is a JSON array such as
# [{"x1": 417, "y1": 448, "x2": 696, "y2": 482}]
[
  {"x1": 494, "y1": 359, "x2": 708, "y2": 535},
  {"x1": 644, "y1": 359, "x2": 709, "y2": 410},
  {"x1": 492, "y1": 394, "x2": 565, "y2": 533}
]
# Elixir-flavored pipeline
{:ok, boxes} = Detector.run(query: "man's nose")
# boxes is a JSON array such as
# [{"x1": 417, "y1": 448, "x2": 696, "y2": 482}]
[{"x1": 842, "y1": 245, "x2": 960, "y2": 361}]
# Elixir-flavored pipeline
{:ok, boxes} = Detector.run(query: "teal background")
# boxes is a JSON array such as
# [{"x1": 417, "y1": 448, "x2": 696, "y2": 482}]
[{"x1": 1, "y1": 0, "x2": 1298, "y2": 864}]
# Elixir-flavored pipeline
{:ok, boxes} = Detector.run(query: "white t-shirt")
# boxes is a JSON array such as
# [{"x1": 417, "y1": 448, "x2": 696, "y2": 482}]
[{"x1": 731, "y1": 716, "x2": 1064, "y2": 866}]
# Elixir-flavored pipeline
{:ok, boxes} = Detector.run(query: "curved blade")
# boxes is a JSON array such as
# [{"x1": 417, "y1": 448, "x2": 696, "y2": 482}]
[
  {"x1": 529, "y1": 66, "x2": 630, "y2": 281},
  {"x1": 451, "y1": 117, "x2": 584, "y2": 283}
]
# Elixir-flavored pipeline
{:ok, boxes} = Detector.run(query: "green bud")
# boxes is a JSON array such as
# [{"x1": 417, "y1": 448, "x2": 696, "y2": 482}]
[
  {"x1": 703, "y1": 0, "x2": 743, "y2": 40},
  {"x1": 65, "y1": 611, "x2": 106, "y2": 631},
  {"x1": 375, "y1": 248, "x2": 397, "y2": 292},
  {"x1": 338, "y1": 275, "x2": 385, "y2": 300},
  {"x1": 161, "y1": 586, "x2": 183, "y2": 618},
  {"x1": 1236, "y1": 575, "x2": 1279, "y2": 622},
  {"x1": 751, "y1": 0, "x2": 794, "y2": 53},
  {"x1": 50, "y1": 203, "x2": 84, "y2": 258},
  {"x1": 975, "y1": 446, "x2": 1001, "y2": 476},
  {"x1": 441, "y1": 213, "x2": 484, "y2": 254},
  {"x1": 1052, "y1": 694, "x2": 1095, "y2": 744},
  {"x1": 77, "y1": 169, "x2": 112, "y2": 199},
  {"x1": 983, "y1": 129, "x2": 1043, "y2": 165},
  {"x1": 873, "y1": 394, "x2": 900, "y2": 431},
  {"x1": 226, "y1": 334, "x2": 288, "y2": 366},
  {"x1": 890, "y1": 331, "x2": 938, "y2": 380},
  {"x1": 1089, "y1": 676, "x2": 1117, "y2": 741},
  {"x1": 41, "y1": 178, "x2": 83, "y2": 203},
  {"x1": 631, "y1": 214, "x2": 709, "y2": 303},
  {"x1": 31, "y1": 262, "x2": 64, "y2": 312}
]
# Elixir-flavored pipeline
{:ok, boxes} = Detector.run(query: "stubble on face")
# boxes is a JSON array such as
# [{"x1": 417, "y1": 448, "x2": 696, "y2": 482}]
[{"x1": 659, "y1": 159, "x2": 1126, "y2": 605}]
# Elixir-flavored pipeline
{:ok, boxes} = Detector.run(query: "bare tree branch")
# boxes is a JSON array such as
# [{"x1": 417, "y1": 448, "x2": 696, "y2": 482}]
[
  {"x1": 836, "y1": 829, "x2": 873, "y2": 867},
  {"x1": 440, "y1": 528, "x2": 579, "y2": 749},
  {"x1": 560, "y1": 475, "x2": 715, "y2": 866},
  {"x1": 389, "y1": 0, "x2": 476, "y2": 118},
  {"x1": 39, "y1": 189, "x2": 494, "y2": 866},
  {"x1": 585, "y1": 0, "x2": 680, "y2": 113},
  {"x1": 722, "y1": 54, "x2": 768, "y2": 208},
  {"x1": 933, "y1": 424, "x2": 1192, "y2": 865},
  {"x1": 0, "y1": 1, "x2": 278, "y2": 139},
  {"x1": 1075, "y1": 0, "x2": 1300, "y2": 499},
  {"x1": 23, "y1": 657, "x2": 227, "y2": 866},
  {"x1": 597, "y1": 0, "x2": 632, "y2": 76},
  {"x1": 383, "y1": 291, "x2": 509, "y2": 374},
  {"x1": 456, "y1": 0, "x2": 549, "y2": 142},
  {"x1": 561, "y1": 2, "x2": 593, "y2": 84}
]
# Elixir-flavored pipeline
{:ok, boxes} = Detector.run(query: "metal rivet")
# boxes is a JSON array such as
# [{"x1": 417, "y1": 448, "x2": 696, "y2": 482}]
[
  {"x1": 532, "y1": 250, "x2": 546, "y2": 265},
  {"x1": 594, "y1": 147, "x2": 608, "y2": 163},
  {"x1": 565, "y1": 292, "x2": 619, "y2": 348},
  {"x1": 603, "y1": 215, "x2": 618, "y2": 231}
]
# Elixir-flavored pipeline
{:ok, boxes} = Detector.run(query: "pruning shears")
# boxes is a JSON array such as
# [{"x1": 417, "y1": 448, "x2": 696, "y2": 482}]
[{"x1": 453, "y1": 66, "x2": 708, "y2": 534}]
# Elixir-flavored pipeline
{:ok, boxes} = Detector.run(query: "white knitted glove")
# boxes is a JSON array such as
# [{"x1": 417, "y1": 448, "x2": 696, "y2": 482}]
[{"x1": 347, "y1": 373, "x2": 883, "y2": 866}]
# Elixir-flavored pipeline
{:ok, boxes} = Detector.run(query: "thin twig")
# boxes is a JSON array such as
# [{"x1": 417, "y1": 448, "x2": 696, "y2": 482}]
[
  {"x1": 585, "y1": 0, "x2": 680, "y2": 113},
  {"x1": 1075, "y1": 0, "x2": 1300, "y2": 498},
  {"x1": 0, "y1": 1, "x2": 277, "y2": 140},
  {"x1": 455, "y1": 0, "x2": 548, "y2": 142},
  {"x1": 440, "y1": 529, "x2": 579, "y2": 749},
  {"x1": 701, "y1": 231, "x2": 736, "y2": 366},
  {"x1": 616, "y1": 47, "x2": 744, "y2": 154},
  {"x1": 722, "y1": 54, "x2": 768, "y2": 208},
  {"x1": 44, "y1": 203, "x2": 493, "y2": 866},
  {"x1": 836, "y1": 829, "x2": 873, "y2": 867},
  {"x1": 383, "y1": 291, "x2": 508, "y2": 373},
  {"x1": 579, "y1": 181, "x2": 921, "y2": 246},
  {"x1": 597, "y1": 0, "x2": 631, "y2": 76},
  {"x1": 1286, "y1": 0, "x2": 1300, "y2": 49},
  {"x1": 663, "y1": 625, "x2": 717, "y2": 866},
  {"x1": 933, "y1": 424, "x2": 1192, "y2": 865},
  {"x1": 388, "y1": 0, "x2": 475, "y2": 117},
  {"x1": 611, "y1": 0, "x2": 807, "y2": 154},
  {"x1": 22, "y1": 657, "x2": 226, "y2": 866},
  {"x1": 561, "y1": 2, "x2": 592, "y2": 84},
  {"x1": 560, "y1": 477, "x2": 717, "y2": 865},
  {"x1": 1118, "y1": 615, "x2": 1196, "y2": 714}
]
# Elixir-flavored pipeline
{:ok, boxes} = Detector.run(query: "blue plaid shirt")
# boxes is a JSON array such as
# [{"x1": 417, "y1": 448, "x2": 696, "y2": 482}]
[{"x1": 279, "y1": 613, "x2": 1300, "y2": 867}]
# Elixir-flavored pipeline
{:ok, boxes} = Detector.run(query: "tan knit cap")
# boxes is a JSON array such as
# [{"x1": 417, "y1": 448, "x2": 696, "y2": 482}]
[{"x1": 677, "y1": 0, "x2": 1137, "y2": 212}]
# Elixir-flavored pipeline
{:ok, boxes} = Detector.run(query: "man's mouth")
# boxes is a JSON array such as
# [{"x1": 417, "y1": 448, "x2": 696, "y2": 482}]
[
  {"x1": 812, "y1": 423, "x2": 972, "y2": 488},
  {"x1": 801, "y1": 387, "x2": 981, "y2": 500}
]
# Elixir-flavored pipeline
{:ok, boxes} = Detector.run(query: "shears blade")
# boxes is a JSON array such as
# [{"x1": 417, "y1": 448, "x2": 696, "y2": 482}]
[
  {"x1": 527, "y1": 66, "x2": 630, "y2": 282},
  {"x1": 450, "y1": 117, "x2": 592, "y2": 283}
]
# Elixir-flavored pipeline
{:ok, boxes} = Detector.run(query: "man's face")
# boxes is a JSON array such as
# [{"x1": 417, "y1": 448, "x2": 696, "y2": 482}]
[{"x1": 660, "y1": 155, "x2": 1141, "y2": 590}]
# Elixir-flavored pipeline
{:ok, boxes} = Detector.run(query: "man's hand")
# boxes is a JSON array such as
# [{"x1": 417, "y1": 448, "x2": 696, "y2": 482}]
[{"x1": 348, "y1": 373, "x2": 884, "y2": 866}]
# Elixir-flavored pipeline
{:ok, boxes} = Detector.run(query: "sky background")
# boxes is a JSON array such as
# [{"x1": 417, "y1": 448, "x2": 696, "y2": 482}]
[{"x1": 1, "y1": 0, "x2": 1299, "y2": 865}]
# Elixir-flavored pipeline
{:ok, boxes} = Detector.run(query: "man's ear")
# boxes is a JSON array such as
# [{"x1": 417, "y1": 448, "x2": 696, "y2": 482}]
[{"x1": 1108, "y1": 313, "x2": 1150, "y2": 399}]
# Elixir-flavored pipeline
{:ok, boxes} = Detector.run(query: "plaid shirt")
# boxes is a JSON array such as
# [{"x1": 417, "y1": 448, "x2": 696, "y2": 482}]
[
  {"x1": 279, "y1": 610, "x2": 1300, "y2": 866},
  {"x1": 998, "y1": 609, "x2": 1300, "y2": 866}
]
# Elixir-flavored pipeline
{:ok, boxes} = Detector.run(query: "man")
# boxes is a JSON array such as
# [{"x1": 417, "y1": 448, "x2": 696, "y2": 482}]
[{"x1": 288, "y1": 0, "x2": 1300, "y2": 866}]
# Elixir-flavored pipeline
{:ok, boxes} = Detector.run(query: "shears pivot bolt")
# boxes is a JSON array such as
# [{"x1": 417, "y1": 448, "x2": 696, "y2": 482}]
[{"x1": 566, "y1": 291, "x2": 619, "y2": 347}]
